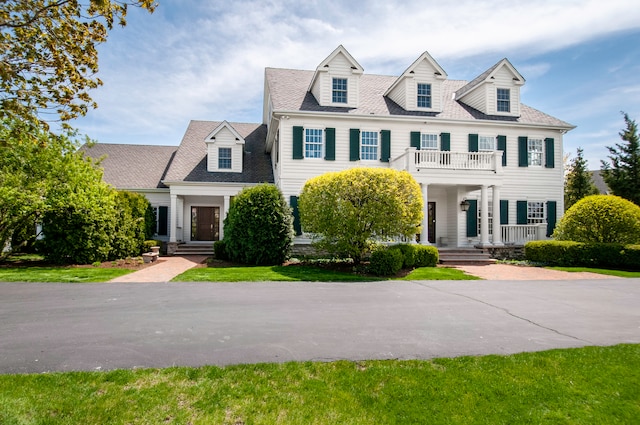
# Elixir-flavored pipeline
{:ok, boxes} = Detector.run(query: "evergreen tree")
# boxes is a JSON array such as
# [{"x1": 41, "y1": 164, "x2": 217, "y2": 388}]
[
  {"x1": 601, "y1": 113, "x2": 640, "y2": 205},
  {"x1": 565, "y1": 147, "x2": 598, "y2": 210}
]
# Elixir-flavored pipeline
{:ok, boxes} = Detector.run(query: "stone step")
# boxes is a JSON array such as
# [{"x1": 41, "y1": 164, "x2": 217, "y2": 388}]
[
  {"x1": 438, "y1": 249, "x2": 496, "y2": 266},
  {"x1": 173, "y1": 244, "x2": 214, "y2": 256}
]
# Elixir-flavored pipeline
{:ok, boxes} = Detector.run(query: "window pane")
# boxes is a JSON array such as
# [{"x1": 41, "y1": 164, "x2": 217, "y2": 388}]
[
  {"x1": 332, "y1": 78, "x2": 348, "y2": 103},
  {"x1": 361, "y1": 131, "x2": 378, "y2": 160},
  {"x1": 528, "y1": 138, "x2": 543, "y2": 166},
  {"x1": 421, "y1": 133, "x2": 438, "y2": 150},
  {"x1": 479, "y1": 136, "x2": 495, "y2": 151},
  {"x1": 417, "y1": 83, "x2": 432, "y2": 108},
  {"x1": 497, "y1": 88, "x2": 510, "y2": 112},
  {"x1": 218, "y1": 147, "x2": 232, "y2": 169},
  {"x1": 478, "y1": 203, "x2": 493, "y2": 235},
  {"x1": 305, "y1": 128, "x2": 323, "y2": 158}
]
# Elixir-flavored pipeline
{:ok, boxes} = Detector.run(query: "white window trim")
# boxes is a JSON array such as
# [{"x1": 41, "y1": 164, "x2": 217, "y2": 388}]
[
  {"x1": 497, "y1": 88, "x2": 511, "y2": 113},
  {"x1": 478, "y1": 203, "x2": 493, "y2": 236},
  {"x1": 527, "y1": 201, "x2": 546, "y2": 224},
  {"x1": 417, "y1": 83, "x2": 432, "y2": 109},
  {"x1": 479, "y1": 135, "x2": 496, "y2": 151},
  {"x1": 421, "y1": 133, "x2": 439, "y2": 150},
  {"x1": 527, "y1": 137, "x2": 544, "y2": 167},
  {"x1": 332, "y1": 77, "x2": 348, "y2": 105},
  {"x1": 218, "y1": 147, "x2": 232, "y2": 170},
  {"x1": 360, "y1": 130, "x2": 379, "y2": 161},
  {"x1": 304, "y1": 128, "x2": 324, "y2": 159}
]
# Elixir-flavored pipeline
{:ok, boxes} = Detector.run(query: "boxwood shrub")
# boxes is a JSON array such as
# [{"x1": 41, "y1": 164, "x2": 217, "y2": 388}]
[
  {"x1": 368, "y1": 247, "x2": 404, "y2": 276},
  {"x1": 525, "y1": 240, "x2": 640, "y2": 270},
  {"x1": 387, "y1": 244, "x2": 416, "y2": 268},
  {"x1": 413, "y1": 245, "x2": 439, "y2": 267}
]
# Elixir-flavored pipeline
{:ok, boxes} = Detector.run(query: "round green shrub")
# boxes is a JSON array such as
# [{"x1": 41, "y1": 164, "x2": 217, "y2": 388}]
[
  {"x1": 553, "y1": 195, "x2": 640, "y2": 244},
  {"x1": 368, "y1": 247, "x2": 403, "y2": 276},
  {"x1": 413, "y1": 245, "x2": 439, "y2": 267},
  {"x1": 388, "y1": 243, "x2": 416, "y2": 268},
  {"x1": 222, "y1": 184, "x2": 294, "y2": 265},
  {"x1": 213, "y1": 240, "x2": 228, "y2": 260}
]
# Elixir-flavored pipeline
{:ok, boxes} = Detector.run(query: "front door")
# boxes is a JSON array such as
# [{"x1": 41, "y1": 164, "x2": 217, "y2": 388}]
[
  {"x1": 191, "y1": 207, "x2": 220, "y2": 241},
  {"x1": 428, "y1": 202, "x2": 436, "y2": 244}
]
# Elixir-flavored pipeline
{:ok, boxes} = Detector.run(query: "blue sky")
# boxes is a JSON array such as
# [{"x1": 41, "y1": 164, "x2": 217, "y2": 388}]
[{"x1": 73, "y1": 0, "x2": 640, "y2": 169}]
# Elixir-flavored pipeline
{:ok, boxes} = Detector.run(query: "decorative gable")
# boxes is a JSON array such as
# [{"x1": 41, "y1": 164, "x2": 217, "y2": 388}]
[
  {"x1": 308, "y1": 45, "x2": 364, "y2": 108},
  {"x1": 205, "y1": 121, "x2": 245, "y2": 173},
  {"x1": 455, "y1": 58, "x2": 525, "y2": 117},
  {"x1": 384, "y1": 51, "x2": 448, "y2": 113}
]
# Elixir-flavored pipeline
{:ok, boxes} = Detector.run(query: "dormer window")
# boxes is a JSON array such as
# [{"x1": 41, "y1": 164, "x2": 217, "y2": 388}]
[
  {"x1": 417, "y1": 83, "x2": 432, "y2": 108},
  {"x1": 497, "y1": 88, "x2": 510, "y2": 112},
  {"x1": 218, "y1": 147, "x2": 232, "y2": 169},
  {"x1": 332, "y1": 78, "x2": 348, "y2": 103}
]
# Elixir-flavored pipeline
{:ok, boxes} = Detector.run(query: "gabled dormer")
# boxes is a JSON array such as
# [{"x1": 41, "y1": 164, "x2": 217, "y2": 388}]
[
  {"x1": 205, "y1": 121, "x2": 245, "y2": 173},
  {"x1": 455, "y1": 58, "x2": 525, "y2": 117},
  {"x1": 384, "y1": 51, "x2": 448, "y2": 113},
  {"x1": 308, "y1": 45, "x2": 364, "y2": 108}
]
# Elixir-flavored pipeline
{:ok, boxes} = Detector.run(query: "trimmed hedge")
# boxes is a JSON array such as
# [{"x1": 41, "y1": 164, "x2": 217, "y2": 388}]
[
  {"x1": 387, "y1": 244, "x2": 416, "y2": 268},
  {"x1": 368, "y1": 248, "x2": 404, "y2": 276},
  {"x1": 213, "y1": 240, "x2": 228, "y2": 260},
  {"x1": 525, "y1": 240, "x2": 640, "y2": 270},
  {"x1": 368, "y1": 244, "x2": 439, "y2": 276},
  {"x1": 413, "y1": 245, "x2": 439, "y2": 267}
]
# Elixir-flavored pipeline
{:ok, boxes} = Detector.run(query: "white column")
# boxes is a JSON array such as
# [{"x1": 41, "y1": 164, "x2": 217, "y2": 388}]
[
  {"x1": 169, "y1": 194, "x2": 178, "y2": 243},
  {"x1": 420, "y1": 183, "x2": 429, "y2": 245},
  {"x1": 221, "y1": 195, "x2": 230, "y2": 239},
  {"x1": 492, "y1": 186, "x2": 503, "y2": 246},
  {"x1": 480, "y1": 185, "x2": 490, "y2": 246}
]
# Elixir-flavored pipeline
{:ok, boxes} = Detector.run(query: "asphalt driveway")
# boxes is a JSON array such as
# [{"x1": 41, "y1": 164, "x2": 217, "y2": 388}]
[{"x1": 1, "y1": 279, "x2": 639, "y2": 374}]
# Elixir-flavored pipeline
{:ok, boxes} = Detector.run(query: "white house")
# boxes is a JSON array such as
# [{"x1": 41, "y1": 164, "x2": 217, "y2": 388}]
[{"x1": 83, "y1": 45, "x2": 574, "y2": 254}]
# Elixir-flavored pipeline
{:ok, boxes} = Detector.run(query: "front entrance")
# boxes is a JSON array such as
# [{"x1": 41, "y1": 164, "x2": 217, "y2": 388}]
[
  {"x1": 428, "y1": 202, "x2": 436, "y2": 244},
  {"x1": 191, "y1": 206, "x2": 220, "y2": 241}
]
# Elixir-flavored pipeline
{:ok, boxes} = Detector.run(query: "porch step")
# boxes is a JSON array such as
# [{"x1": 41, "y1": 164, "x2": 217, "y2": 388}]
[
  {"x1": 438, "y1": 248, "x2": 496, "y2": 266},
  {"x1": 173, "y1": 244, "x2": 214, "y2": 256}
]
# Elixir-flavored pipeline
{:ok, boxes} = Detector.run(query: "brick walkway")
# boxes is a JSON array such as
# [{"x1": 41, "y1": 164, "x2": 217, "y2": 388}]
[
  {"x1": 109, "y1": 255, "x2": 208, "y2": 283},
  {"x1": 455, "y1": 263, "x2": 622, "y2": 280}
]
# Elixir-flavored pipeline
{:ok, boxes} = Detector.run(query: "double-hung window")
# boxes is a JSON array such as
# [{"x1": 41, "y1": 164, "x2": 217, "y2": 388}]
[
  {"x1": 304, "y1": 128, "x2": 323, "y2": 158},
  {"x1": 479, "y1": 136, "x2": 495, "y2": 151},
  {"x1": 218, "y1": 147, "x2": 232, "y2": 169},
  {"x1": 527, "y1": 201, "x2": 545, "y2": 224},
  {"x1": 528, "y1": 138, "x2": 543, "y2": 166},
  {"x1": 497, "y1": 88, "x2": 510, "y2": 112},
  {"x1": 417, "y1": 83, "x2": 432, "y2": 108},
  {"x1": 332, "y1": 78, "x2": 348, "y2": 103},
  {"x1": 421, "y1": 133, "x2": 438, "y2": 150},
  {"x1": 478, "y1": 204, "x2": 493, "y2": 236},
  {"x1": 360, "y1": 131, "x2": 378, "y2": 160}
]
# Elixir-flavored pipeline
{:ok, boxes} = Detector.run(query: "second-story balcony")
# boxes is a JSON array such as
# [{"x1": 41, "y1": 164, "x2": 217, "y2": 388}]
[{"x1": 390, "y1": 148, "x2": 504, "y2": 174}]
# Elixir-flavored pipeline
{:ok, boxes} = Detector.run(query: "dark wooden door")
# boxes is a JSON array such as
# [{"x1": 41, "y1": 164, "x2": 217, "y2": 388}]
[
  {"x1": 428, "y1": 202, "x2": 436, "y2": 244},
  {"x1": 191, "y1": 207, "x2": 220, "y2": 241}
]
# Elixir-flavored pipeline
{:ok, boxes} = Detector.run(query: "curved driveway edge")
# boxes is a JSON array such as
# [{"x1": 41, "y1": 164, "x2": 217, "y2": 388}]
[
  {"x1": 1, "y1": 278, "x2": 638, "y2": 374},
  {"x1": 455, "y1": 264, "x2": 622, "y2": 280}
]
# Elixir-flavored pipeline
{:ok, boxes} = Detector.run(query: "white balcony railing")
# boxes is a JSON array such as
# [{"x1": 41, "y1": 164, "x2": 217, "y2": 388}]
[
  {"x1": 390, "y1": 148, "x2": 503, "y2": 173},
  {"x1": 501, "y1": 224, "x2": 547, "y2": 245}
]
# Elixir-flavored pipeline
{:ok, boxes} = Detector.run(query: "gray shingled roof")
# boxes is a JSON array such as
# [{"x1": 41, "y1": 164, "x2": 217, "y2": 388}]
[
  {"x1": 265, "y1": 68, "x2": 574, "y2": 129},
  {"x1": 80, "y1": 143, "x2": 177, "y2": 189},
  {"x1": 163, "y1": 120, "x2": 274, "y2": 184}
]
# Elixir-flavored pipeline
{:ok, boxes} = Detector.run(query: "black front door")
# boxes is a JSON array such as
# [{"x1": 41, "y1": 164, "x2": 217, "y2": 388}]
[{"x1": 428, "y1": 202, "x2": 436, "y2": 244}]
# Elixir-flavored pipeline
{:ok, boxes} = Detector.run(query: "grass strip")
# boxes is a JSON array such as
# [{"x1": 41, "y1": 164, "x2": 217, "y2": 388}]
[
  {"x1": 0, "y1": 267, "x2": 132, "y2": 283},
  {"x1": 547, "y1": 266, "x2": 640, "y2": 278},
  {"x1": 0, "y1": 344, "x2": 637, "y2": 424}
]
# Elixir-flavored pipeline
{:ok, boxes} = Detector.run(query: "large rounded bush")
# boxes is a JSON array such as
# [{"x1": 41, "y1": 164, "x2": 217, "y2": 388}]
[
  {"x1": 368, "y1": 247, "x2": 403, "y2": 276},
  {"x1": 553, "y1": 195, "x2": 640, "y2": 244},
  {"x1": 222, "y1": 184, "x2": 294, "y2": 265}
]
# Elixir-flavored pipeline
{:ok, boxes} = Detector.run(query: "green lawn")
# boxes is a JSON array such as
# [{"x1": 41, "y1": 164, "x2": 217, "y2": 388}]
[
  {"x1": 0, "y1": 267, "x2": 132, "y2": 283},
  {"x1": 547, "y1": 266, "x2": 640, "y2": 278},
  {"x1": 0, "y1": 344, "x2": 637, "y2": 424},
  {"x1": 173, "y1": 265, "x2": 477, "y2": 282}
]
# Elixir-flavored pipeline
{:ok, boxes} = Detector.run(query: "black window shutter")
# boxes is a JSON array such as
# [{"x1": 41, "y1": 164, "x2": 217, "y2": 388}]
[
  {"x1": 290, "y1": 196, "x2": 302, "y2": 236},
  {"x1": 466, "y1": 199, "x2": 478, "y2": 237},
  {"x1": 325, "y1": 128, "x2": 335, "y2": 161},
  {"x1": 516, "y1": 200, "x2": 528, "y2": 224},
  {"x1": 293, "y1": 126, "x2": 304, "y2": 159},
  {"x1": 158, "y1": 206, "x2": 168, "y2": 236},
  {"x1": 468, "y1": 134, "x2": 479, "y2": 152},
  {"x1": 349, "y1": 129, "x2": 360, "y2": 161},
  {"x1": 440, "y1": 133, "x2": 450, "y2": 151},
  {"x1": 518, "y1": 136, "x2": 528, "y2": 167},
  {"x1": 410, "y1": 131, "x2": 421, "y2": 149},
  {"x1": 497, "y1": 135, "x2": 507, "y2": 166},
  {"x1": 380, "y1": 130, "x2": 391, "y2": 162},
  {"x1": 546, "y1": 201, "x2": 557, "y2": 237},
  {"x1": 500, "y1": 200, "x2": 508, "y2": 225},
  {"x1": 545, "y1": 138, "x2": 555, "y2": 168}
]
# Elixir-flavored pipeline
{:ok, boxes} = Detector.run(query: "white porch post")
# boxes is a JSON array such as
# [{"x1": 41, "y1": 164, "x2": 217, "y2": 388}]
[
  {"x1": 420, "y1": 183, "x2": 429, "y2": 245},
  {"x1": 221, "y1": 195, "x2": 230, "y2": 239},
  {"x1": 492, "y1": 185, "x2": 503, "y2": 246},
  {"x1": 480, "y1": 185, "x2": 490, "y2": 246},
  {"x1": 169, "y1": 194, "x2": 178, "y2": 243}
]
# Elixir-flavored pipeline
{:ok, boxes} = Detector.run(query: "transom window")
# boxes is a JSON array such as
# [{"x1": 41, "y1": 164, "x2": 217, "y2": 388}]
[
  {"x1": 497, "y1": 88, "x2": 510, "y2": 112},
  {"x1": 218, "y1": 147, "x2": 232, "y2": 169},
  {"x1": 421, "y1": 133, "x2": 438, "y2": 150},
  {"x1": 332, "y1": 78, "x2": 348, "y2": 103},
  {"x1": 479, "y1": 136, "x2": 495, "y2": 151},
  {"x1": 417, "y1": 83, "x2": 432, "y2": 108},
  {"x1": 360, "y1": 131, "x2": 378, "y2": 160},
  {"x1": 528, "y1": 138, "x2": 543, "y2": 166},
  {"x1": 527, "y1": 201, "x2": 545, "y2": 224},
  {"x1": 304, "y1": 128, "x2": 323, "y2": 158}
]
